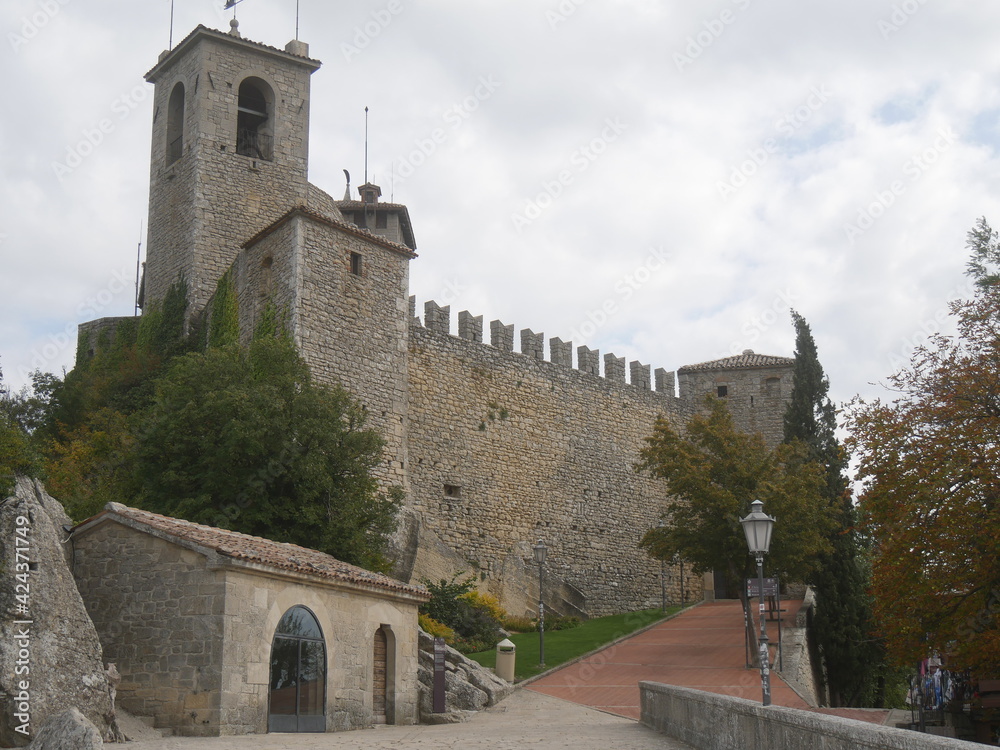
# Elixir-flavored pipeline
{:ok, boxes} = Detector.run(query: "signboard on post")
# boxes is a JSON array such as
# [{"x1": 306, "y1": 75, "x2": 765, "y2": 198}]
[
  {"x1": 433, "y1": 637, "x2": 447, "y2": 713},
  {"x1": 746, "y1": 577, "x2": 778, "y2": 598}
]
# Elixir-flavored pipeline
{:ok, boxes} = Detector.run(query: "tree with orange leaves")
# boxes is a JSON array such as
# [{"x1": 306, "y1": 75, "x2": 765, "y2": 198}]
[{"x1": 848, "y1": 217, "x2": 1000, "y2": 675}]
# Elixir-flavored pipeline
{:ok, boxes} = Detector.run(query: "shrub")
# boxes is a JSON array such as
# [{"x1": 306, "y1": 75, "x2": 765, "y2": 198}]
[
  {"x1": 501, "y1": 615, "x2": 536, "y2": 633},
  {"x1": 420, "y1": 572, "x2": 505, "y2": 651},
  {"x1": 460, "y1": 590, "x2": 506, "y2": 622},
  {"x1": 546, "y1": 615, "x2": 582, "y2": 631},
  {"x1": 418, "y1": 613, "x2": 456, "y2": 644}
]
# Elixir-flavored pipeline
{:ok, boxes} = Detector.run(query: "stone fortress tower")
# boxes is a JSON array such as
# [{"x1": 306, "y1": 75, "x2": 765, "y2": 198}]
[{"x1": 81, "y1": 23, "x2": 794, "y2": 618}]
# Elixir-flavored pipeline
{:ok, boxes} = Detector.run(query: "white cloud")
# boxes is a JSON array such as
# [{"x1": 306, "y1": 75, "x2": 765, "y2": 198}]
[{"x1": 3, "y1": 0, "x2": 1000, "y2": 421}]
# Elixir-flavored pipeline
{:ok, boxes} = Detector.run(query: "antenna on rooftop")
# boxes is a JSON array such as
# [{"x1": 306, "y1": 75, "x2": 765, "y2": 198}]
[
  {"x1": 168, "y1": 0, "x2": 175, "y2": 49},
  {"x1": 364, "y1": 106, "x2": 369, "y2": 185},
  {"x1": 295, "y1": 0, "x2": 300, "y2": 40}
]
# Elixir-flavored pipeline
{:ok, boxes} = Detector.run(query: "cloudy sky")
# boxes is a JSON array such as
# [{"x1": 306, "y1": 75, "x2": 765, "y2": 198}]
[{"x1": 3, "y1": 0, "x2": 1000, "y2": 417}]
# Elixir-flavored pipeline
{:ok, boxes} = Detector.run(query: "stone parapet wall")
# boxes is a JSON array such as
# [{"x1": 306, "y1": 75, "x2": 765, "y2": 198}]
[
  {"x1": 72, "y1": 523, "x2": 225, "y2": 736},
  {"x1": 640, "y1": 682, "x2": 971, "y2": 750},
  {"x1": 405, "y1": 304, "x2": 699, "y2": 617}
]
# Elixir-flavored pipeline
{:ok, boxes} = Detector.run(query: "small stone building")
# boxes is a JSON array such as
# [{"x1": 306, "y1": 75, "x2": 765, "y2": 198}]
[{"x1": 70, "y1": 503, "x2": 429, "y2": 737}]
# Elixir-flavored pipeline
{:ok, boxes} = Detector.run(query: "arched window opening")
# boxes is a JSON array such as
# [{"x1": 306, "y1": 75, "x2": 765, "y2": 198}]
[
  {"x1": 166, "y1": 82, "x2": 185, "y2": 165},
  {"x1": 269, "y1": 606, "x2": 326, "y2": 733},
  {"x1": 237, "y1": 77, "x2": 273, "y2": 161}
]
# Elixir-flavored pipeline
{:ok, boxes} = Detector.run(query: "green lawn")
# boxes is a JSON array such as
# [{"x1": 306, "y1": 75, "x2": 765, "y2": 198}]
[{"x1": 466, "y1": 606, "x2": 683, "y2": 682}]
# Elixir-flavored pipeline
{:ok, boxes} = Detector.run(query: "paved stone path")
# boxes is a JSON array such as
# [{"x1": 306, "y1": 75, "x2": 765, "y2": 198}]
[
  {"x1": 526, "y1": 599, "x2": 810, "y2": 719},
  {"x1": 120, "y1": 689, "x2": 692, "y2": 749}
]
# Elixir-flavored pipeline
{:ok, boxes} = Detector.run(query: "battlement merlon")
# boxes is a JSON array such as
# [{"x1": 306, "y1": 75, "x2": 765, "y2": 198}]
[
  {"x1": 409, "y1": 298, "x2": 677, "y2": 394},
  {"x1": 491, "y1": 320, "x2": 514, "y2": 351},
  {"x1": 521, "y1": 329, "x2": 544, "y2": 360},
  {"x1": 459, "y1": 311, "x2": 483, "y2": 342}
]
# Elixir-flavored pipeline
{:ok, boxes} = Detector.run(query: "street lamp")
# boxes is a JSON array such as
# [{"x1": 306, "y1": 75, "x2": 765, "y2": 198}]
[
  {"x1": 672, "y1": 552, "x2": 685, "y2": 607},
  {"x1": 740, "y1": 499, "x2": 776, "y2": 706},
  {"x1": 532, "y1": 539, "x2": 548, "y2": 667}
]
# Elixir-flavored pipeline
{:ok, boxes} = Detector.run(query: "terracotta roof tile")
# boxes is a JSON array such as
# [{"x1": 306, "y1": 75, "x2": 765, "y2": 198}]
[
  {"x1": 80, "y1": 503, "x2": 429, "y2": 601},
  {"x1": 678, "y1": 350, "x2": 794, "y2": 373}
]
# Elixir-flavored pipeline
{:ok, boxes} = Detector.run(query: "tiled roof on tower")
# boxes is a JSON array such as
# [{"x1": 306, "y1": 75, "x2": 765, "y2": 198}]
[{"x1": 678, "y1": 349, "x2": 795, "y2": 373}]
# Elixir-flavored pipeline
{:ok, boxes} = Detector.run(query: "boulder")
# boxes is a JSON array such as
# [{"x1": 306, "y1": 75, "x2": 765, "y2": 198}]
[
  {"x1": 0, "y1": 477, "x2": 119, "y2": 745},
  {"x1": 415, "y1": 629, "x2": 513, "y2": 724},
  {"x1": 25, "y1": 708, "x2": 102, "y2": 750}
]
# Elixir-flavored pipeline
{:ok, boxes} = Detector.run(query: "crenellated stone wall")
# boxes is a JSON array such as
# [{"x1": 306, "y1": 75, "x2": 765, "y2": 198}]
[{"x1": 403, "y1": 298, "x2": 701, "y2": 617}]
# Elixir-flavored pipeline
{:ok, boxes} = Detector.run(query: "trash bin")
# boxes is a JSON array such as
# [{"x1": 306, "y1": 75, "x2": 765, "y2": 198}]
[{"x1": 496, "y1": 638, "x2": 516, "y2": 682}]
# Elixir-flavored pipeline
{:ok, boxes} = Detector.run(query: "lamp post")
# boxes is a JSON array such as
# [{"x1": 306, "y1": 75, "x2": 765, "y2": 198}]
[
  {"x1": 740, "y1": 499, "x2": 776, "y2": 706},
  {"x1": 673, "y1": 553, "x2": 685, "y2": 607},
  {"x1": 532, "y1": 539, "x2": 547, "y2": 667}
]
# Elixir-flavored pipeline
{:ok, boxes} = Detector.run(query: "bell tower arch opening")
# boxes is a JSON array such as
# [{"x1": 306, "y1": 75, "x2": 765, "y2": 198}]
[
  {"x1": 237, "y1": 76, "x2": 274, "y2": 160},
  {"x1": 166, "y1": 81, "x2": 185, "y2": 165}
]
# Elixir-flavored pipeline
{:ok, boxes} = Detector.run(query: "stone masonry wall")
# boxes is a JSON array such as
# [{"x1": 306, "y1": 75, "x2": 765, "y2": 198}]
[
  {"x1": 678, "y1": 363, "x2": 793, "y2": 448},
  {"x1": 232, "y1": 217, "x2": 298, "y2": 341},
  {"x1": 292, "y1": 217, "x2": 413, "y2": 489},
  {"x1": 217, "y1": 569, "x2": 422, "y2": 733},
  {"x1": 72, "y1": 523, "x2": 225, "y2": 736},
  {"x1": 405, "y1": 303, "x2": 700, "y2": 617}
]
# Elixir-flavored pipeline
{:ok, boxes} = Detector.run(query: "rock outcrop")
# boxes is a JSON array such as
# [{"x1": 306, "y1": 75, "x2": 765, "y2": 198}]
[
  {"x1": 0, "y1": 476, "x2": 120, "y2": 745},
  {"x1": 25, "y1": 708, "x2": 103, "y2": 750},
  {"x1": 416, "y1": 629, "x2": 512, "y2": 724}
]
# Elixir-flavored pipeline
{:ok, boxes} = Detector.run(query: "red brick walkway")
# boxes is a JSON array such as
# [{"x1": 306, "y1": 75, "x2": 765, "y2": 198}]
[{"x1": 526, "y1": 600, "x2": 810, "y2": 720}]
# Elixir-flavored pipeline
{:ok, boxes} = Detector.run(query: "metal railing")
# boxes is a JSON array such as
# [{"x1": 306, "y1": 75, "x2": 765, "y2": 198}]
[{"x1": 236, "y1": 128, "x2": 273, "y2": 161}]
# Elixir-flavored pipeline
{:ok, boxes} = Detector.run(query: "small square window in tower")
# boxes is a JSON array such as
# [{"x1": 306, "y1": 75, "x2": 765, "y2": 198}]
[
  {"x1": 443, "y1": 484, "x2": 461, "y2": 499},
  {"x1": 376, "y1": 212, "x2": 387, "y2": 229},
  {"x1": 350, "y1": 252, "x2": 363, "y2": 276},
  {"x1": 717, "y1": 385, "x2": 728, "y2": 398}
]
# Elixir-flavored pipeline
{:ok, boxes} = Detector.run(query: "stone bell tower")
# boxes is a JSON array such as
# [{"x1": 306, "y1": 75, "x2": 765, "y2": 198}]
[{"x1": 142, "y1": 21, "x2": 321, "y2": 318}]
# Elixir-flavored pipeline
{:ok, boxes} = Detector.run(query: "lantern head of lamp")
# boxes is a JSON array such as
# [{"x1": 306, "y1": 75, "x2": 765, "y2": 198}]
[
  {"x1": 532, "y1": 539, "x2": 548, "y2": 565},
  {"x1": 740, "y1": 499, "x2": 775, "y2": 555}
]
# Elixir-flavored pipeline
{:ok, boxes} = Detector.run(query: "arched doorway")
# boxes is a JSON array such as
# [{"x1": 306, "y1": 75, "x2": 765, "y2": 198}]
[
  {"x1": 268, "y1": 606, "x2": 326, "y2": 733},
  {"x1": 373, "y1": 627, "x2": 387, "y2": 723},
  {"x1": 373, "y1": 625, "x2": 396, "y2": 724}
]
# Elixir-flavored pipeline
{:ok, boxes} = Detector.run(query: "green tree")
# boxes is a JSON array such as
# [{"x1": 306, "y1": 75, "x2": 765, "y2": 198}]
[
  {"x1": 784, "y1": 311, "x2": 880, "y2": 707},
  {"x1": 0, "y1": 363, "x2": 43, "y2": 496},
  {"x1": 638, "y1": 396, "x2": 835, "y2": 594},
  {"x1": 848, "y1": 217, "x2": 1000, "y2": 675},
  {"x1": 133, "y1": 332, "x2": 401, "y2": 572}
]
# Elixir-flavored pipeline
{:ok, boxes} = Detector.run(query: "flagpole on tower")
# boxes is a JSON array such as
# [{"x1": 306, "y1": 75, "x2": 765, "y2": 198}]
[
  {"x1": 295, "y1": 0, "x2": 300, "y2": 40},
  {"x1": 169, "y1": 0, "x2": 175, "y2": 49}
]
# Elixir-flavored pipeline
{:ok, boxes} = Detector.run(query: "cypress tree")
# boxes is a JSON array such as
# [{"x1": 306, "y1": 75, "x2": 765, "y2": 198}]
[{"x1": 784, "y1": 311, "x2": 879, "y2": 706}]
